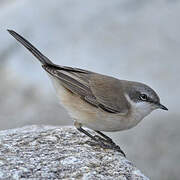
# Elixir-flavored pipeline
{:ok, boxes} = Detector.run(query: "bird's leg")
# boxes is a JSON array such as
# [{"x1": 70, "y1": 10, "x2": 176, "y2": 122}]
[
  {"x1": 74, "y1": 121, "x2": 110, "y2": 143},
  {"x1": 95, "y1": 131, "x2": 126, "y2": 157},
  {"x1": 95, "y1": 130, "x2": 114, "y2": 144},
  {"x1": 77, "y1": 127, "x2": 126, "y2": 157},
  {"x1": 77, "y1": 126, "x2": 100, "y2": 142},
  {"x1": 74, "y1": 121, "x2": 100, "y2": 142},
  {"x1": 74, "y1": 121, "x2": 126, "y2": 157}
]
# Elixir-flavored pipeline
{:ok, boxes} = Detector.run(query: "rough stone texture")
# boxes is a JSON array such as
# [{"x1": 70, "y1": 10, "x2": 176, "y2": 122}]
[{"x1": 0, "y1": 125, "x2": 148, "y2": 180}]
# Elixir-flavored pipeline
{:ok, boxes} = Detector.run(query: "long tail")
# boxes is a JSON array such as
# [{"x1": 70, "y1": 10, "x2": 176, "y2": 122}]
[{"x1": 7, "y1": 29, "x2": 53, "y2": 65}]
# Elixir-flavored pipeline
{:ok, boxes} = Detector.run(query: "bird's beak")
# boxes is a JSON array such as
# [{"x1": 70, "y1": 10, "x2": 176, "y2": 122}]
[{"x1": 158, "y1": 103, "x2": 168, "y2": 111}]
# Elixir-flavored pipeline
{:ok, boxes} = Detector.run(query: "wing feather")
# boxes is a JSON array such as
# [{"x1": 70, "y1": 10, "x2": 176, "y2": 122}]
[{"x1": 43, "y1": 65, "x2": 129, "y2": 114}]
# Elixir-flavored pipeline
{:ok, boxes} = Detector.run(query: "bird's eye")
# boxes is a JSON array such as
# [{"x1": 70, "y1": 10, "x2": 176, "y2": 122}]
[{"x1": 140, "y1": 94, "x2": 148, "y2": 101}]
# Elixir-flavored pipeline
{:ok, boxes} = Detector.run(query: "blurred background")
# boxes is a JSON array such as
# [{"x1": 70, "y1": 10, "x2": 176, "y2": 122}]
[{"x1": 0, "y1": 0, "x2": 179, "y2": 179}]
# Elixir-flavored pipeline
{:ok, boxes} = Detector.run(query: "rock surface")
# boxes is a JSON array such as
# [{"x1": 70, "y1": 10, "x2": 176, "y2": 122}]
[{"x1": 0, "y1": 125, "x2": 148, "y2": 180}]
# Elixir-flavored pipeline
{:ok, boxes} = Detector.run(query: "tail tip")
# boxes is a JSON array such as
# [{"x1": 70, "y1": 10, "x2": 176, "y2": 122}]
[
  {"x1": 7, "y1": 29, "x2": 15, "y2": 35},
  {"x1": 7, "y1": 29, "x2": 12, "y2": 32}
]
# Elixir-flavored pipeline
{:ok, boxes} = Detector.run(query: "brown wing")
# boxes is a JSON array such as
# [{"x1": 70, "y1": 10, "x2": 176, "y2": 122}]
[
  {"x1": 43, "y1": 65, "x2": 129, "y2": 114},
  {"x1": 89, "y1": 74, "x2": 129, "y2": 114}
]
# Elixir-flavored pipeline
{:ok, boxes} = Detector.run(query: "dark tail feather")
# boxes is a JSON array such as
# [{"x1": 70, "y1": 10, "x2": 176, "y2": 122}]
[{"x1": 7, "y1": 29, "x2": 53, "y2": 65}]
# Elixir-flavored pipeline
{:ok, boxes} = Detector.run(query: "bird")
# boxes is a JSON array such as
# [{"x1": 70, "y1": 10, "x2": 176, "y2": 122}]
[{"x1": 7, "y1": 29, "x2": 168, "y2": 157}]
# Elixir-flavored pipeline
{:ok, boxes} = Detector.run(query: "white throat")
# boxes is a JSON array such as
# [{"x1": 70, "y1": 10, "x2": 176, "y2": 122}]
[{"x1": 125, "y1": 94, "x2": 154, "y2": 126}]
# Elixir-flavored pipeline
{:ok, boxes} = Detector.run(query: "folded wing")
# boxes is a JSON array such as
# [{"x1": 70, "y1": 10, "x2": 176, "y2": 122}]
[{"x1": 43, "y1": 65, "x2": 129, "y2": 114}]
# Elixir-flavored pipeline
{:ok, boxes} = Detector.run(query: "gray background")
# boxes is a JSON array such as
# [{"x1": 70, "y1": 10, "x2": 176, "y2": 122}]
[{"x1": 0, "y1": 0, "x2": 179, "y2": 179}]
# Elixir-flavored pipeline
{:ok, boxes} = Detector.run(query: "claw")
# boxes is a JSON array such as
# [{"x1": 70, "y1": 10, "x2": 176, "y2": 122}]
[{"x1": 99, "y1": 141, "x2": 126, "y2": 157}]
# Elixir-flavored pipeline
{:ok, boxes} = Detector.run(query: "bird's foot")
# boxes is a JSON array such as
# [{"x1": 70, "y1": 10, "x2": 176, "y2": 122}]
[
  {"x1": 98, "y1": 140, "x2": 126, "y2": 157},
  {"x1": 76, "y1": 126, "x2": 126, "y2": 157}
]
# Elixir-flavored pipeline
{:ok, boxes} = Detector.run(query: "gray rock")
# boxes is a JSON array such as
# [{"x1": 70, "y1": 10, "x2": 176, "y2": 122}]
[{"x1": 0, "y1": 125, "x2": 148, "y2": 180}]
